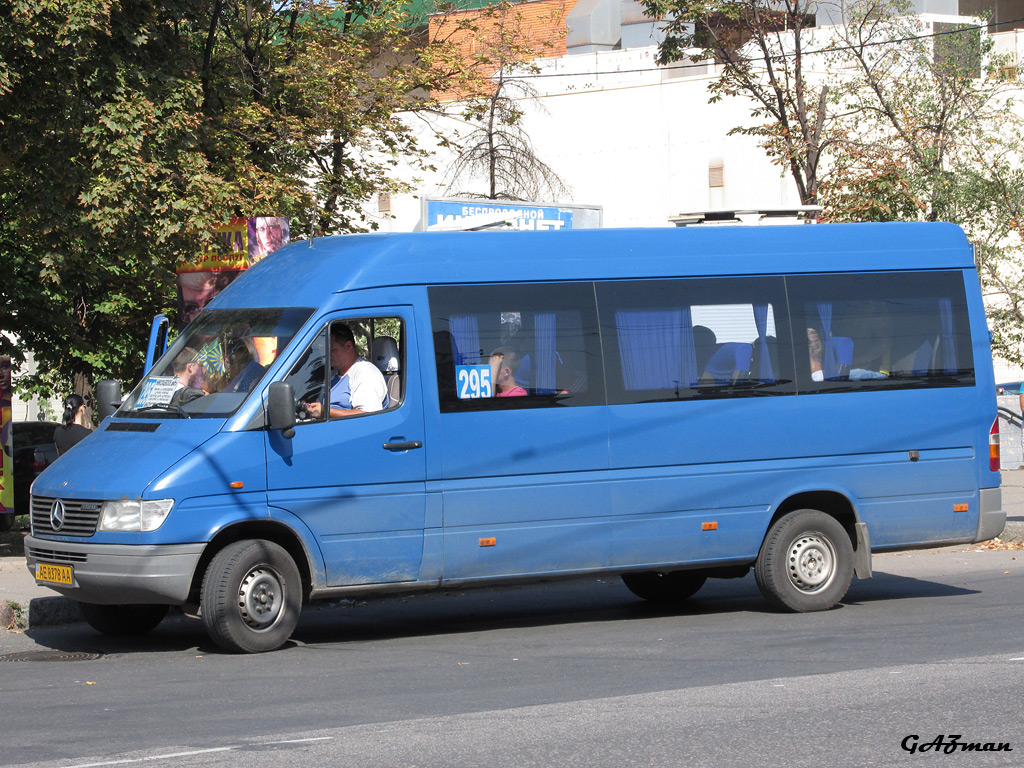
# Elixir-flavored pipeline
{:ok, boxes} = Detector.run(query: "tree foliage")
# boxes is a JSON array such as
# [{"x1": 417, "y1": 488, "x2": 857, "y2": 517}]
[
  {"x1": 818, "y1": 1, "x2": 1024, "y2": 365},
  {"x1": 0, "y1": 0, "x2": 456, "y2": 404},
  {"x1": 641, "y1": 0, "x2": 1024, "y2": 364},
  {"x1": 820, "y1": 1, "x2": 1010, "y2": 223},
  {"x1": 437, "y1": 0, "x2": 570, "y2": 202}
]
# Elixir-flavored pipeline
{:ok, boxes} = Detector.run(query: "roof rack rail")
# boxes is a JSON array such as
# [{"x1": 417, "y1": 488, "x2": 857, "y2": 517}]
[{"x1": 669, "y1": 207, "x2": 822, "y2": 226}]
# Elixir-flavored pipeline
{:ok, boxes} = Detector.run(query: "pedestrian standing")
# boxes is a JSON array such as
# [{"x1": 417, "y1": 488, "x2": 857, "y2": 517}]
[{"x1": 55, "y1": 394, "x2": 92, "y2": 456}]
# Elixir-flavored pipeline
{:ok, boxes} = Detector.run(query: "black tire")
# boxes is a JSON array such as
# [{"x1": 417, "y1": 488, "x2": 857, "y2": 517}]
[
  {"x1": 755, "y1": 509, "x2": 854, "y2": 612},
  {"x1": 78, "y1": 603, "x2": 169, "y2": 636},
  {"x1": 0, "y1": 513, "x2": 13, "y2": 533},
  {"x1": 201, "y1": 540, "x2": 302, "y2": 653},
  {"x1": 621, "y1": 570, "x2": 708, "y2": 604}
]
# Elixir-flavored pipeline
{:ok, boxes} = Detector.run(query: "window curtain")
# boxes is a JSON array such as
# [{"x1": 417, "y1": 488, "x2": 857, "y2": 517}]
[
  {"x1": 616, "y1": 309, "x2": 697, "y2": 390},
  {"x1": 939, "y1": 298, "x2": 958, "y2": 374},
  {"x1": 752, "y1": 303, "x2": 775, "y2": 383},
  {"x1": 450, "y1": 316, "x2": 481, "y2": 365},
  {"x1": 534, "y1": 313, "x2": 557, "y2": 394}
]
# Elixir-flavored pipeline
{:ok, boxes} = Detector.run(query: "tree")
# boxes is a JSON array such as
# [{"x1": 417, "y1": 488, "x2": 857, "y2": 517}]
[
  {"x1": 0, "y1": 0, "x2": 234, "y2": 409},
  {"x1": 640, "y1": 0, "x2": 830, "y2": 205},
  {"x1": 819, "y1": 0, "x2": 1011, "y2": 223},
  {"x1": 817, "y1": 0, "x2": 1024, "y2": 365},
  {"x1": 964, "y1": 150, "x2": 1024, "y2": 368},
  {"x1": 433, "y1": 0, "x2": 571, "y2": 201},
  {"x1": 0, "y1": 0, "x2": 456, "y2": 406}
]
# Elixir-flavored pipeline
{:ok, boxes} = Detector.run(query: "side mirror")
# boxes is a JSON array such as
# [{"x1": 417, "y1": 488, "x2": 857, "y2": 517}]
[
  {"x1": 267, "y1": 382, "x2": 296, "y2": 439},
  {"x1": 96, "y1": 380, "x2": 122, "y2": 422}
]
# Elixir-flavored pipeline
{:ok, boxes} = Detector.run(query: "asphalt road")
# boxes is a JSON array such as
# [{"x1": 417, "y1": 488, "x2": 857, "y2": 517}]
[{"x1": 1, "y1": 547, "x2": 1021, "y2": 768}]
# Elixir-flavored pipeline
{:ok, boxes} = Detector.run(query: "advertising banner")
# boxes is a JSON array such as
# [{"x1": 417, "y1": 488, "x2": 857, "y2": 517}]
[
  {"x1": 423, "y1": 198, "x2": 602, "y2": 232},
  {"x1": 176, "y1": 217, "x2": 290, "y2": 330},
  {"x1": 0, "y1": 355, "x2": 12, "y2": 517}
]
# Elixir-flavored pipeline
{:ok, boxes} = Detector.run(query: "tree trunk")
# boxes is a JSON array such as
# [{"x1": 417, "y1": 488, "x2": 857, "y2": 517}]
[{"x1": 73, "y1": 371, "x2": 95, "y2": 427}]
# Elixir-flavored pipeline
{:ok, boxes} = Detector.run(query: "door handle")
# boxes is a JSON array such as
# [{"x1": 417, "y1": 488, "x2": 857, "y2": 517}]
[{"x1": 383, "y1": 440, "x2": 423, "y2": 452}]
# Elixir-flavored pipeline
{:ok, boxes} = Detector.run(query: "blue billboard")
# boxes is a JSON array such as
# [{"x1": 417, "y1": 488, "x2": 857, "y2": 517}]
[{"x1": 424, "y1": 198, "x2": 602, "y2": 231}]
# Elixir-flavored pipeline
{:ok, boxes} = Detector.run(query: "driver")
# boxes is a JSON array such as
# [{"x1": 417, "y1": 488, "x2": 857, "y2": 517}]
[
  {"x1": 171, "y1": 347, "x2": 201, "y2": 391},
  {"x1": 304, "y1": 324, "x2": 388, "y2": 418}
]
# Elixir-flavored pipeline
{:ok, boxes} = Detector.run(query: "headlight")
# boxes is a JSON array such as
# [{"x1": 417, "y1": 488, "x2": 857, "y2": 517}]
[{"x1": 98, "y1": 499, "x2": 174, "y2": 532}]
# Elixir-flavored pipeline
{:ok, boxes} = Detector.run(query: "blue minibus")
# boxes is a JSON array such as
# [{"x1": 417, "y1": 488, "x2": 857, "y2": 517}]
[{"x1": 26, "y1": 222, "x2": 1005, "y2": 653}]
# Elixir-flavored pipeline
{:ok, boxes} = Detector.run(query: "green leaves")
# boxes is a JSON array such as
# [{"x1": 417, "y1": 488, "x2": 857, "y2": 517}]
[{"x1": 1, "y1": 0, "x2": 449, "y2": 399}]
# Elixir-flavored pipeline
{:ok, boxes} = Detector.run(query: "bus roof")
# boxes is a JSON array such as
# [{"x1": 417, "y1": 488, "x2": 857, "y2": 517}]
[{"x1": 213, "y1": 221, "x2": 973, "y2": 310}]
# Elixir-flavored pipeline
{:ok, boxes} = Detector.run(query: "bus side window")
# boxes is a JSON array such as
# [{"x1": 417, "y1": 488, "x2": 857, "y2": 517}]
[
  {"x1": 429, "y1": 283, "x2": 603, "y2": 412},
  {"x1": 284, "y1": 317, "x2": 405, "y2": 422},
  {"x1": 597, "y1": 276, "x2": 793, "y2": 403},
  {"x1": 790, "y1": 272, "x2": 974, "y2": 392}
]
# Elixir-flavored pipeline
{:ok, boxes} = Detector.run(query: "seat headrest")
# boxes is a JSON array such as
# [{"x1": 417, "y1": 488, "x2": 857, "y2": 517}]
[{"x1": 371, "y1": 336, "x2": 399, "y2": 373}]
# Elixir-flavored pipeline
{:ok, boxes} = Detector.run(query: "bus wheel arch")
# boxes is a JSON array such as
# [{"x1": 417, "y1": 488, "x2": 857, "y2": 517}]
[
  {"x1": 188, "y1": 521, "x2": 313, "y2": 608},
  {"x1": 756, "y1": 493, "x2": 860, "y2": 612}
]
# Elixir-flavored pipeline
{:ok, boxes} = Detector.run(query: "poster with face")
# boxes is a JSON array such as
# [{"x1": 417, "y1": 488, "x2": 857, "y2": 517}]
[
  {"x1": 176, "y1": 269, "x2": 243, "y2": 328},
  {"x1": 248, "y1": 217, "x2": 290, "y2": 265}
]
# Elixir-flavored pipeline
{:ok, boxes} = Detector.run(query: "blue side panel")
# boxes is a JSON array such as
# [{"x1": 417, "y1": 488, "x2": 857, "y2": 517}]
[
  {"x1": 438, "y1": 406, "x2": 610, "y2": 579},
  {"x1": 436, "y1": 407, "x2": 610, "y2": 485},
  {"x1": 274, "y1": 484, "x2": 426, "y2": 585},
  {"x1": 605, "y1": 387, "x2": 984, "y2": 551}
]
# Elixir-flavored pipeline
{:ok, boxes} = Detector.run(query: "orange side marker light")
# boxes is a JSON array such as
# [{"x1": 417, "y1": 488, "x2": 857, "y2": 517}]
[
  {"x1": 702, "y1": 522, "x2": 718, "y2": 531},
  {"x1": 229, "y1": 481, "x2": 244, "y2": 489},
  {"x1": 479, "y1": 538, "x2": 497, "y2": 547}
]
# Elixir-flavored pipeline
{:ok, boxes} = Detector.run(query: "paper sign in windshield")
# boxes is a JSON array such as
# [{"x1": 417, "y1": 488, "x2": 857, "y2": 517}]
[{"x1": 136, "y1": 377, "x2": 180, "y2": 408}]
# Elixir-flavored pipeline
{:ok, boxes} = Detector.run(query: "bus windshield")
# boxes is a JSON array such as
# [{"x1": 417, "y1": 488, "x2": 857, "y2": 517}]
[{"x1": 119, "y1": 307, "x2": 313, "y2": 419}]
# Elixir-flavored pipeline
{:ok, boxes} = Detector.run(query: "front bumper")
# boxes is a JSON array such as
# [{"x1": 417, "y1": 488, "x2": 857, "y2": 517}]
[{"x1": 24, "y1": 536, "x2": 204, "y2": 605}]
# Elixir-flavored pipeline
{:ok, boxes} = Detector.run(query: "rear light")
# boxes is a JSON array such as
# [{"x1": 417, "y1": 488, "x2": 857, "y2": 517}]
[
  {"x1": 30, "y1": 448, "x2": 46, "y2": 475},
  {"x1": 990, "y1": 417, "x2": 1000, "y2": 472}
]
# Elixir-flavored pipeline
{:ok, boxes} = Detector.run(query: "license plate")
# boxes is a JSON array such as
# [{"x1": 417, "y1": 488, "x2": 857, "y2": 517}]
[{"x1": 36, "y1": 562, "x2": 73, "y2": 586}]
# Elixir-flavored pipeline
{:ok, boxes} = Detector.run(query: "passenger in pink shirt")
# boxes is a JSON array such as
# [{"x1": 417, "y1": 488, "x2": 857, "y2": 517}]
[{"x1": 489, "y1": 346, "x2": 527, "y2": 397}]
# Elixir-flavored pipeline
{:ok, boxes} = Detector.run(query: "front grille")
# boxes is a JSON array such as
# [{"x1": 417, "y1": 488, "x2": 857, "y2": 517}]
[
  {"x1": 26, "y1": 546, "x2": 88, "y2": 564},
  {"x1": 31, "y1": 497, "x2": 101, "y2": 537}
]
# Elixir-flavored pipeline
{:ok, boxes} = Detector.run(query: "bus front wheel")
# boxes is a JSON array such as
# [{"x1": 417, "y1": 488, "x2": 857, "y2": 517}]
[
  {"x1": 621, "y1": 570, "x2": 707, "y2": 604},
  {"x1": 201, "y1": 539, "x2": 302, "y2": 653},
  {"x1": 755, "y1": 509, "x2": 853, "y2": 612}
]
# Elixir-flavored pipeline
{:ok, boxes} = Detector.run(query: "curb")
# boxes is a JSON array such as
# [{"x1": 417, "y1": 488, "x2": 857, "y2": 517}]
[
  {"x1": 27, "y1": 596, "x2": 81, "y2": 628},
  {"x1": 1001, "y1": 519, "x2": 1024, "y2": 543}
]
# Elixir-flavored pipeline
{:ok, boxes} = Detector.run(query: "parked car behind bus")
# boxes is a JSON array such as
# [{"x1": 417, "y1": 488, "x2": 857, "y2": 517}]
[{"x1": 1, "y1": 421, "x2": 58, "y2": 531}]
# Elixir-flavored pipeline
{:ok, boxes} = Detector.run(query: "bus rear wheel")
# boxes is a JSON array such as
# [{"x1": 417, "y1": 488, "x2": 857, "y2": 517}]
[
  {"x1": 201, "y1": 539, "x2": 302, "y2": 653},
  {"x1": 78, "y1": 603, "x2": 169, "y2": 636},
  {"x1": 621, "y1": 570, "x2": 707, "y2": 604},
  {"x1": 755, "y1": 509, "x2": 853, "y2": 612}
]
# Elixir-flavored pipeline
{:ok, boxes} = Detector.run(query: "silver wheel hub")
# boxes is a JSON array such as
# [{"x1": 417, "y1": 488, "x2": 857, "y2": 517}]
[
  {"x1": 237, "y1": 567, "x2": 284, "y2": 631},
  {"x1": 787, "y1": 533, "x2": 836, "y2": 593}
]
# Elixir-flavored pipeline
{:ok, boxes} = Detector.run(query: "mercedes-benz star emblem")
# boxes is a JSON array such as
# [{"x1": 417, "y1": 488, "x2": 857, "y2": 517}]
[{"x1": 50, "y1": 500, "x2": 66, "y2": 532}]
